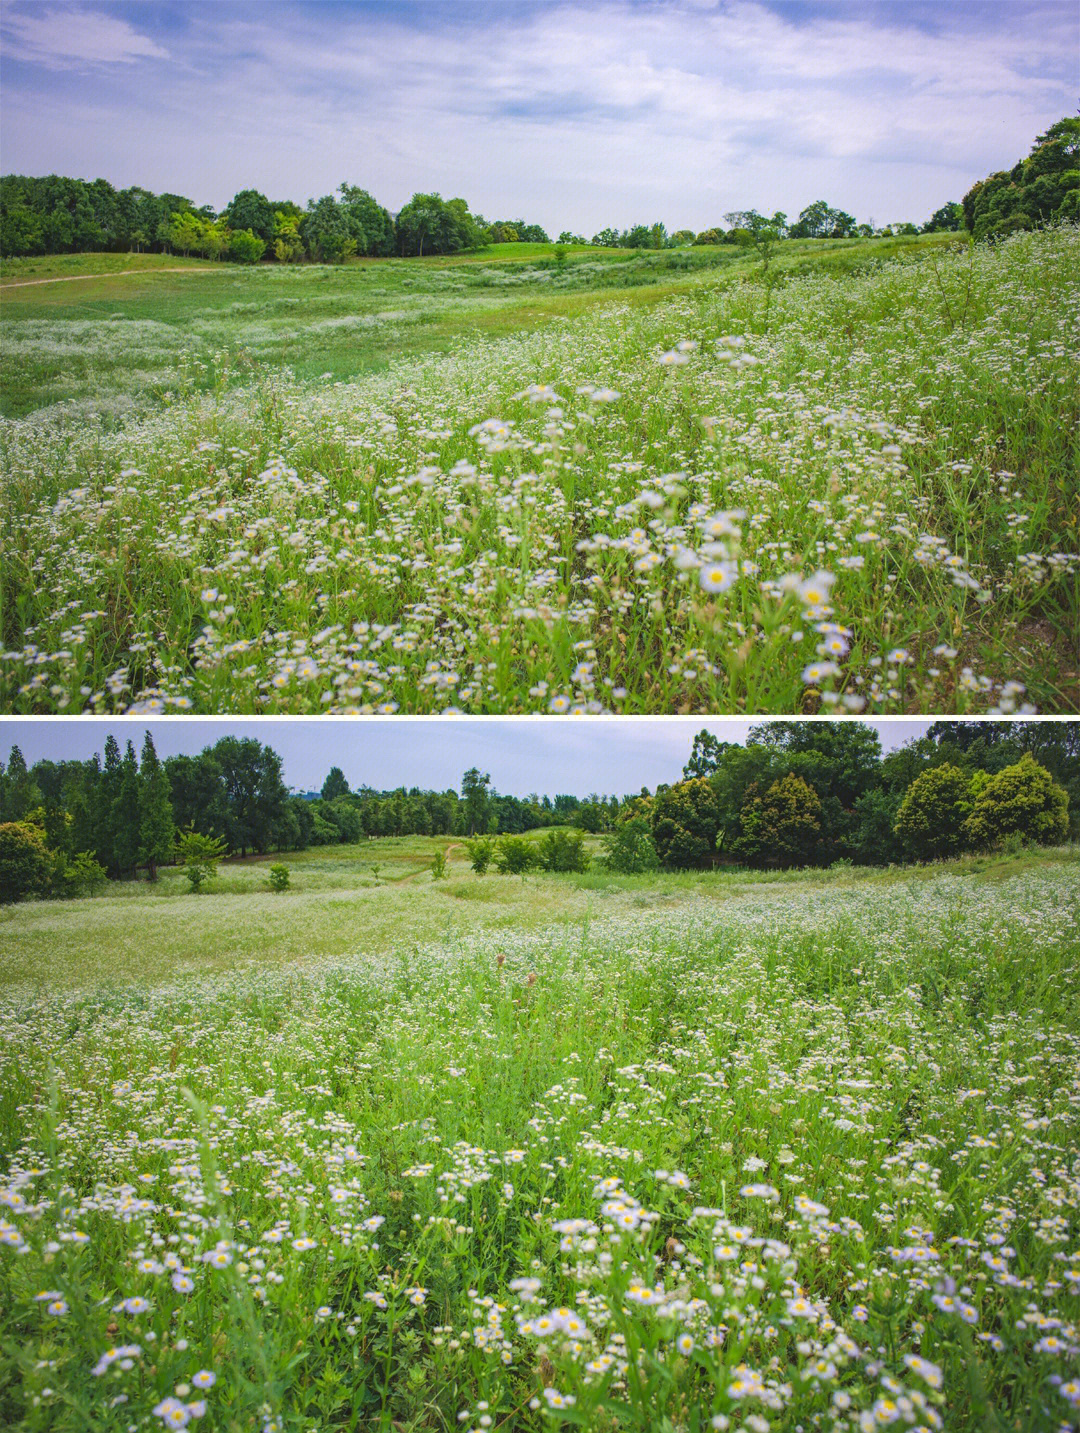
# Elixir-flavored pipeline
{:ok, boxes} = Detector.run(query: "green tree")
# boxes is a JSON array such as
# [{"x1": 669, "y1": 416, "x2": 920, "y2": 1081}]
[
  {"x1": 224, "y1": 189, "x2": 275, "y2": 246},
  {"x1": 684, "y1": 730, "x2": 731, "y2": 778},
  {"x1": 651, "y1": 778, "x2": 720, "y2": 868},
  {"x1": 536, "y1": 829, "x2": 591, "y2": 872},
  {"x1": 894, "y1": 764, "x2": 972, "y2": 861},
  {"x1": 466, "y1": 836, "x2": 496, "y2": 874},
  {"x1": 736, "y1": 774, "x2": 822, "y2": 867},
  {"x1": 0, "y1": 821, "x2": 52, "y2": 903},
  {"x1": 601, "y1": 818, "x2": 659, "y2": 874},
  {"x1": 176, "y1": 828, "x2": 229, "y2": 892},
  {"x1": 964, "y1": 755, "x2": 1068, "y2": 850},
  {"x1": 723, "y1": 209, "x2": 786, "y2": 268},
  {"x1": 0, "y1": 745, "x2": 41, "y2": 821},
  {"x1": 461, "y1": 768, "x2": 495, "y2": 835},
  {"x1": 495, "y1": 835, "x2": 537, "y2": 875},
  {"x1": 226, "y1": 228, "x2": 266, "y2": 264},
  {"x1": 61, "y1": 851, "x2": 108, "y2": 898},
  {"x1": 268, "y1": 863, "x2": 290, "y2": 892},
  {"x1": 138, "y1": 731, "x2": 174, "y2": 880},
  {"x1": 321, "y1": 766, "x2": 350, "y2": 801},
  {"x1": 114, "y1": 741, "x2": 141, "y2": 877}
]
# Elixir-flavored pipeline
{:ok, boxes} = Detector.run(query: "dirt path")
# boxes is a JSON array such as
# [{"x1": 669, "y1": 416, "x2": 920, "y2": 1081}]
[{"x1": 1, "y1": 266, "x2": 215, "y2": 290}]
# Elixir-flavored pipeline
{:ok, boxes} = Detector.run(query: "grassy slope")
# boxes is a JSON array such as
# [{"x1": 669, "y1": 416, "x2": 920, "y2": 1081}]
[
  {"x1": 0, "y1": 837, "x2": 1072, "y2": 992},
  {"x1": 0, "y1": 234, "x2": 957, "y2": 418}
]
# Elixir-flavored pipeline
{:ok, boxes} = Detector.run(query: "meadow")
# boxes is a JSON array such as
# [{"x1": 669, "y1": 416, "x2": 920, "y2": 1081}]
[
  {"x1": 1, "y1": 229, "x2": 1078, "y2": 715},
  {"x1": 1, "y1": 843, "x2": 1078, "y2": 1432}
]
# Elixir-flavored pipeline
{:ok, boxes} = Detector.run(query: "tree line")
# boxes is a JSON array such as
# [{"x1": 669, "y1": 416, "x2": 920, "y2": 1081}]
[
  {"x1": 0, "y1": 176, "x2": 554, "y2": 262},
  {"x1": 1, "y1": 722, "x2": 1074, "y2": 902},
  {"x1": 961, "y1": 118, "x2": 1078, "y2": 243},
  {"x1": 3, "y1": 172, "x2": 958, "y2": 264}
]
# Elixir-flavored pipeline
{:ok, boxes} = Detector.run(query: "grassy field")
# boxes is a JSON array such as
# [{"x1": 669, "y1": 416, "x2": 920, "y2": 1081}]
[
  {"x1": 1, "y1": 228, "x2": 1077, "y2": 715},
  {"x1": 1, "y1": 847, "x2": 1078, "y2": 1431},
  {"x1": 0, "y1": 238, "x2": 925, "y2": 421}
]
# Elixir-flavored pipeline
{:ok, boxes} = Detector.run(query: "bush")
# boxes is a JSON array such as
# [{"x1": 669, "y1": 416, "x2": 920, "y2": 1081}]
[
  {"x1": 465, "y1": 836, "x2": 496, "y2": 875},
  {"x1": 227, "y1": 228, "x2": 266, "y2": 264},
  {"x1": 602, "y1": 817, "x2": 659, "y2": 874},
  {"x1": 268, "y1": 863, "x2": 290, "y2": 892},
  {"x1": 0, "y1": 821, "x2": 52, "y2": 904},
  {"x1": 176, "y1": 828, "x2": 229, "y2": 892},
  {"x1": 61, "y1": 850, "x2": 108, "y2": 898},
  {"x1": 964, "y1": 754, "x2": 1068, "y2": 849},
  {"x1": 495, "y1": 836, "x2": 537, "y2": 875},
  {"x1": 536, "y1": 828, "x2": 591, "y2": 873},
  {"x1": 431, "y1": 850, "x2": 448, "y2": 879},
  {"x1": 894, "y1": 764, "x2": 972, "y2": 861}
]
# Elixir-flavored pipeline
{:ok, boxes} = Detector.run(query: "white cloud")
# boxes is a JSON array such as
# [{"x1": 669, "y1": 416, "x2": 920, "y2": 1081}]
[
  {"x1": 1, "y1": 6, "x2": 169, "y2": 68},
  {"x1": 0, "y1": 1, "x2": 1074, "y2": 230}
]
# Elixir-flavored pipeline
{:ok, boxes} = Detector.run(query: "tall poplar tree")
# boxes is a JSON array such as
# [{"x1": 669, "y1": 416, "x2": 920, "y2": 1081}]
[
  {"x1": 139, "y1": 731, "x2": 175, "y2": 881},
  {"x1": 114, "y1": 741, "x2": 141, "y2": 877}
]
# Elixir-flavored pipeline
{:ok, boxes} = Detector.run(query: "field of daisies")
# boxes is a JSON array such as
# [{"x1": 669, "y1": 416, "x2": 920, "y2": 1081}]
[
  {"x1": 2, "y1": 227, "x2": 1077, "y2": 714},
  {"x1": 2, "y1": 856, "x2": 1079, "y2": 1431}
]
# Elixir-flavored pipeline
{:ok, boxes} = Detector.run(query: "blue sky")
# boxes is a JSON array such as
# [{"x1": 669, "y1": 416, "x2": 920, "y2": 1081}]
[
  {"x1": 1, "y1": 1, "x2": 1075, "y2": 233},
  {"x1": 0, "y1": 718, "x2": 935, "y2": 796}
]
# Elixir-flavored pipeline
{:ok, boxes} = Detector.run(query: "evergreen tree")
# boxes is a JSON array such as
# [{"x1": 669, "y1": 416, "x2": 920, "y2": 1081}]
[
  {"x1": 138, "y1": 731, "x2": 175, "y2": 880},
  {"x1": 97, "y1": 735, "x2": 124, "y2": 875},
  {"x1": 114, "y1": 741, "x2": 142, "y2": 877},
  {"x1": 321, "y1": 766, "x2": 350, "y2": 801}
]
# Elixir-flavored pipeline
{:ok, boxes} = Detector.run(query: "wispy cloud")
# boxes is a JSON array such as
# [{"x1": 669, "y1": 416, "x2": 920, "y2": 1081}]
[
  {"x1": 1, "y1": 6, "x2": 169, "y2": 69},
  {"x1": 1, "y1": 1, "x2": 1074, "y2": 231}
]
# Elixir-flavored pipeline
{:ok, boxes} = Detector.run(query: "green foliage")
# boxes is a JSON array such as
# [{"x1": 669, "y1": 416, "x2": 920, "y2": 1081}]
[
  {"x1": 461, "y1": 767, "x2": 494, "y2": 835},
  {"x1": 176, "y1": 828, "x2": 229, "y2": 892},
  {"x1": 59, "y1": 850, "x2": 108, "y2": 898},
  {"x1": 267, "y1": 862, "x2": 290, "y2": 892},
  {"x1": 601, "y1": 817, "x2": 659, "y2": 873},
  {"x1": 320, "y1": 766, "x2": 349, "y2": 801},
  {"x1": 894, "y1": 764, "x2": 972, "y2": 861},
  {"x1": 963, "y1": 116, "x2": 1079, "y2": 241},
  {"x1": 223, "y1": 189, "x2": 276, "y2": 246},
  {"x1": 494, "y1": 835, "x2": 537, "y2": 875},
  {"x1": 0, "y1": 821, "x2": 52, "y2": 903},
  {"x1": 651, "y1": 778, "x2": 721, "y2": 869},
  {"x1": 536, "y1": 828, "x2": 591, "y2": 873},
  {"x1": 465, "y1": 836, "x2": 496, "y2": 874},
  {"x1": 138, "y1": 731, "x2": 174, "y2": 879},
  {"x1": 226, "y1": 228, "x2": 266, "y2": 264},
  {"x1": 430, "y1": 849, "x2": 448, "y2": 879},
  {"x1": 736, "y1": 772, "x2": 823, "y2": 867},
  {"x1": 787, "y1": 200, "x2": 857, "y2": 239},
  {"x1": 965, "y1": 754, "x2": 1068, "y2": 850}
]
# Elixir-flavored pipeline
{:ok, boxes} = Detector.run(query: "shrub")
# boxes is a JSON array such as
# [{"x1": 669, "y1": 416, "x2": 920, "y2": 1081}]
[
  {"x1": 965, "y1": 754, "x2": 1068, "y2": 850},
  {"x1": 62, "y1": 850, "x2": 108, "y2": 898},
  {"x1": 894, "y1": 764, "x2": 972, "y2": 861},
  {"x1": 0, "y1": 821, "x2": 52, "y2": 904},
  {"x1": 536, "y1": 828, "x2": 591, "y2": 873},
  {"x1": 601, "y1": 818, "x2": 659, "y2": 874},
  {"x1": 176, "y1": 828, "x2": 229, "y2": 892},
  {"x1": 495, "y1": 836, "x2": 537, "y2": 875},
  {"x1": 431, "y1": 850, "x2": 448, "y2": 879},
  {"x1": 465, "y1": 836, "x2": 496, "y2": 875},
  {"x1": 268, "y1": 863, "x2": 290, "y2": 892}
]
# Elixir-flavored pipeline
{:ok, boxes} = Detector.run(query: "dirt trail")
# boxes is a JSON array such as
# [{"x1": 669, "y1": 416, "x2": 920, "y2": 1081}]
[{"x1": 1, "y1": 266, "x2": 215, "y2": 290}]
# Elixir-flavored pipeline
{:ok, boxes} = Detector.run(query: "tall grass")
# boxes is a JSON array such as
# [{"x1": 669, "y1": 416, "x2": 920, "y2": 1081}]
[
  {"x1": 2, "y1": 228, "x2": 1076, "y2": 714},
  {"x1": 1, "y1": 857, "x2": 1078, "y2": 1430}
]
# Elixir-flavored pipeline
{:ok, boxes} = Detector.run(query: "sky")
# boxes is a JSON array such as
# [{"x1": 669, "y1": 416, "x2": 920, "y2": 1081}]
[
  {"x1": 0, "y1": 717, "x2": 938, "y2": 796},
  {"x1": 1, "y1": 1, "x2": 1076, "y2": 234}
]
